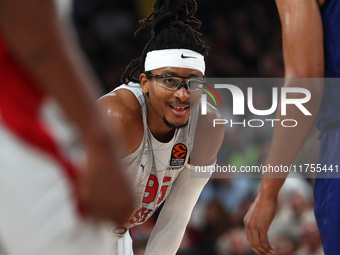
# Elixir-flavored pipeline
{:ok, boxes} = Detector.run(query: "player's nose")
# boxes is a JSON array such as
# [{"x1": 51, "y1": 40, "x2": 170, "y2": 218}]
[{"x1": 174, "y1": 86, "x2": 190, "y2": 101}]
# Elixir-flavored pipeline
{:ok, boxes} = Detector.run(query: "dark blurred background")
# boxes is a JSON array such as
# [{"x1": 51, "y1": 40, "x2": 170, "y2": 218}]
[
  {"x1": 71, "y1": 1, "x2": 323, "y2": 254},
  {"x1": 72, "y1": 0, "x2": 283, "y2": 92}
]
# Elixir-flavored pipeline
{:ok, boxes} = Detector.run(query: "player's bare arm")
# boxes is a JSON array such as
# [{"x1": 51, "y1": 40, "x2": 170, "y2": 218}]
[
  {"x1": 190, "y1": 103, "x2": 225, "y2": 166},
  {"x1": 244, "y1": 0, "x2": 324, "y2": 254},
  {"x1": 0, "y1": 0, "x2": 134, "y2": 225},
  {"x1": 98, "y1": 88, "x2": 145, "y2": 158},
  {"x1": 144, "y1": 103, "x2": 224, "y2": 254}
]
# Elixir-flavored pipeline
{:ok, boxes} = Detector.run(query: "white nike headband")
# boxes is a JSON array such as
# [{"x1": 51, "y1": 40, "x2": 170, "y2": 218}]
[{"x1": 144, "y1": 49, "x2": 205, "y2": 75}]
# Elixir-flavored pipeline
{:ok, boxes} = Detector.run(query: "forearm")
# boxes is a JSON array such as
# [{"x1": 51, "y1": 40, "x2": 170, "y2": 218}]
[
  {"x1": 260, "y1": 0, "x2": 324, "y2": 200},
  {"x1": 145, "y1": 165, "x2": 211, "y2": 255},
  {"x1": 0, "y1": 0, "x2": 108, "y2": 142},
  {"x1": 145, "y1": 209, "x2": 191, "y2": 255},
  {"x1": 245, "y1": 1, "x2": 324, "y2": 253},
  {"x1": 260, "y1": 80, "x2": 322, "y2": 199}
]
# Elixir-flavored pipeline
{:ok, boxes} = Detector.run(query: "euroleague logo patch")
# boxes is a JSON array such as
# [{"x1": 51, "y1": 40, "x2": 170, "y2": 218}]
[{"x1": 170, "y1": 143, "x2": 188, "y2": 166}]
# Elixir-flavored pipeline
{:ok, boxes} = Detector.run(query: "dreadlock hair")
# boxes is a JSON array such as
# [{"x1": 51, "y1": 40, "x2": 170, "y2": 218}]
[{"x1": 121, "y1": 0, "x2": 209, "y2": 84}]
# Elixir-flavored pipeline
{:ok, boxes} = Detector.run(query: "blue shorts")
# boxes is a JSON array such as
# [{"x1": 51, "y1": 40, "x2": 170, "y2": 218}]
[{"x1": 314, "y1": 127, "x2": 340, "y2": 255}]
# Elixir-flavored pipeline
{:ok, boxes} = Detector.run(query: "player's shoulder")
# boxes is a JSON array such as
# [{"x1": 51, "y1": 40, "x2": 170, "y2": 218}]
[
  {"x1": 196, "y1": 102, "x2": 224, "y2": 138},
  {"x1": 98, "y1": 86, "x2": 143, "y2": 121},
  {"x1": 202, "y1": 102, "x2": 222, "y2": 118},
  {"x1": 190, "y1": 102, "x2": 224, "y2": 165},
  {"x1": 98, "y1": 85, "x2": 144, "y2": 157}
]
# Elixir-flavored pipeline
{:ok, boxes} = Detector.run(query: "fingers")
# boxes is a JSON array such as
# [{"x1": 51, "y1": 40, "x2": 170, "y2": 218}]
[
  {"x1": 245, "y1": 224, "x2": 274, "y2": 254},
  {"x1": 258, "y1": 228, "x2": 274, "y2": 254},
  {"x1": 244, "y1": 212, "x2": 274, "y2": 255}
]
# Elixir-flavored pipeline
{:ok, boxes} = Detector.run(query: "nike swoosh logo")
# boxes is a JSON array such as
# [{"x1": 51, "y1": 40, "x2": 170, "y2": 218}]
[{"x1": 181, "y1": 53, "x2": 197, "y2": 59}]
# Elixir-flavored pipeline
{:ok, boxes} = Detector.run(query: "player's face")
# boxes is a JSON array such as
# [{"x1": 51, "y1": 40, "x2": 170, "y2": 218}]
[{"x1": 140, "y1": 67, "x2": 203, "y2": 131}]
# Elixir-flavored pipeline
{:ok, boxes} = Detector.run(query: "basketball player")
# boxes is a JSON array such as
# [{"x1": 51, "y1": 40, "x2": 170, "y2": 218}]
[
  {"x1": 98, "y1": 0, "x2": 224, "y2": 254},
  {"x1": 244, "y1": 0, "x2": 339, "y2": 254},
  {"x1": 0, "y1": 0, "x2": 133, "y2": 254}
]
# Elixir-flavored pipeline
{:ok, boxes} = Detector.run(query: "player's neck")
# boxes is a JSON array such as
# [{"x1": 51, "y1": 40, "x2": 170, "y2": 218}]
[{"x1": 147, "y1": 116, "x2": 176, "y2": 143}]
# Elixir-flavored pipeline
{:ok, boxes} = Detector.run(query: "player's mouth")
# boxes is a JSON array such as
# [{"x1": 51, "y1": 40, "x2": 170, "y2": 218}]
[{"x1": 168, "y1": 104, "x2": 190, "y2": 116}]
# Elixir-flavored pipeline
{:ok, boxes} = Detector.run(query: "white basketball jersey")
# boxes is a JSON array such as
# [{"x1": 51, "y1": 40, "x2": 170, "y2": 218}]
[{"x1": 111, "y1": 83, "x2": 199, "y2": 237}]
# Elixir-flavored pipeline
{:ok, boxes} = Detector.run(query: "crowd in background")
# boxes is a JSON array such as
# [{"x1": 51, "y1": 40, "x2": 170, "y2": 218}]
[
  {"x1": 72, "y1": 0, "x2": 323, "y2": 254},
  {"x1": 72, "y1": 0, "x2": 283, "y2": 91}
]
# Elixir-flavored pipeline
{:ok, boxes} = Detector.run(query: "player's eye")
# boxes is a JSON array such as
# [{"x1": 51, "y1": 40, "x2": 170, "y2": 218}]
[
  {"x1": 161, "y1": 77, "x2": 180, "y2": 88},
  {"x1": 188, "y1": 79, "x2": 204, "y2": 91}
]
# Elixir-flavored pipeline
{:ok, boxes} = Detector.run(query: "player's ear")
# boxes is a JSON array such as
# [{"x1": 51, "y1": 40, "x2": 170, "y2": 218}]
[{"x1": 139, "y1": 73, "x2": 150, "y2": 94}]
